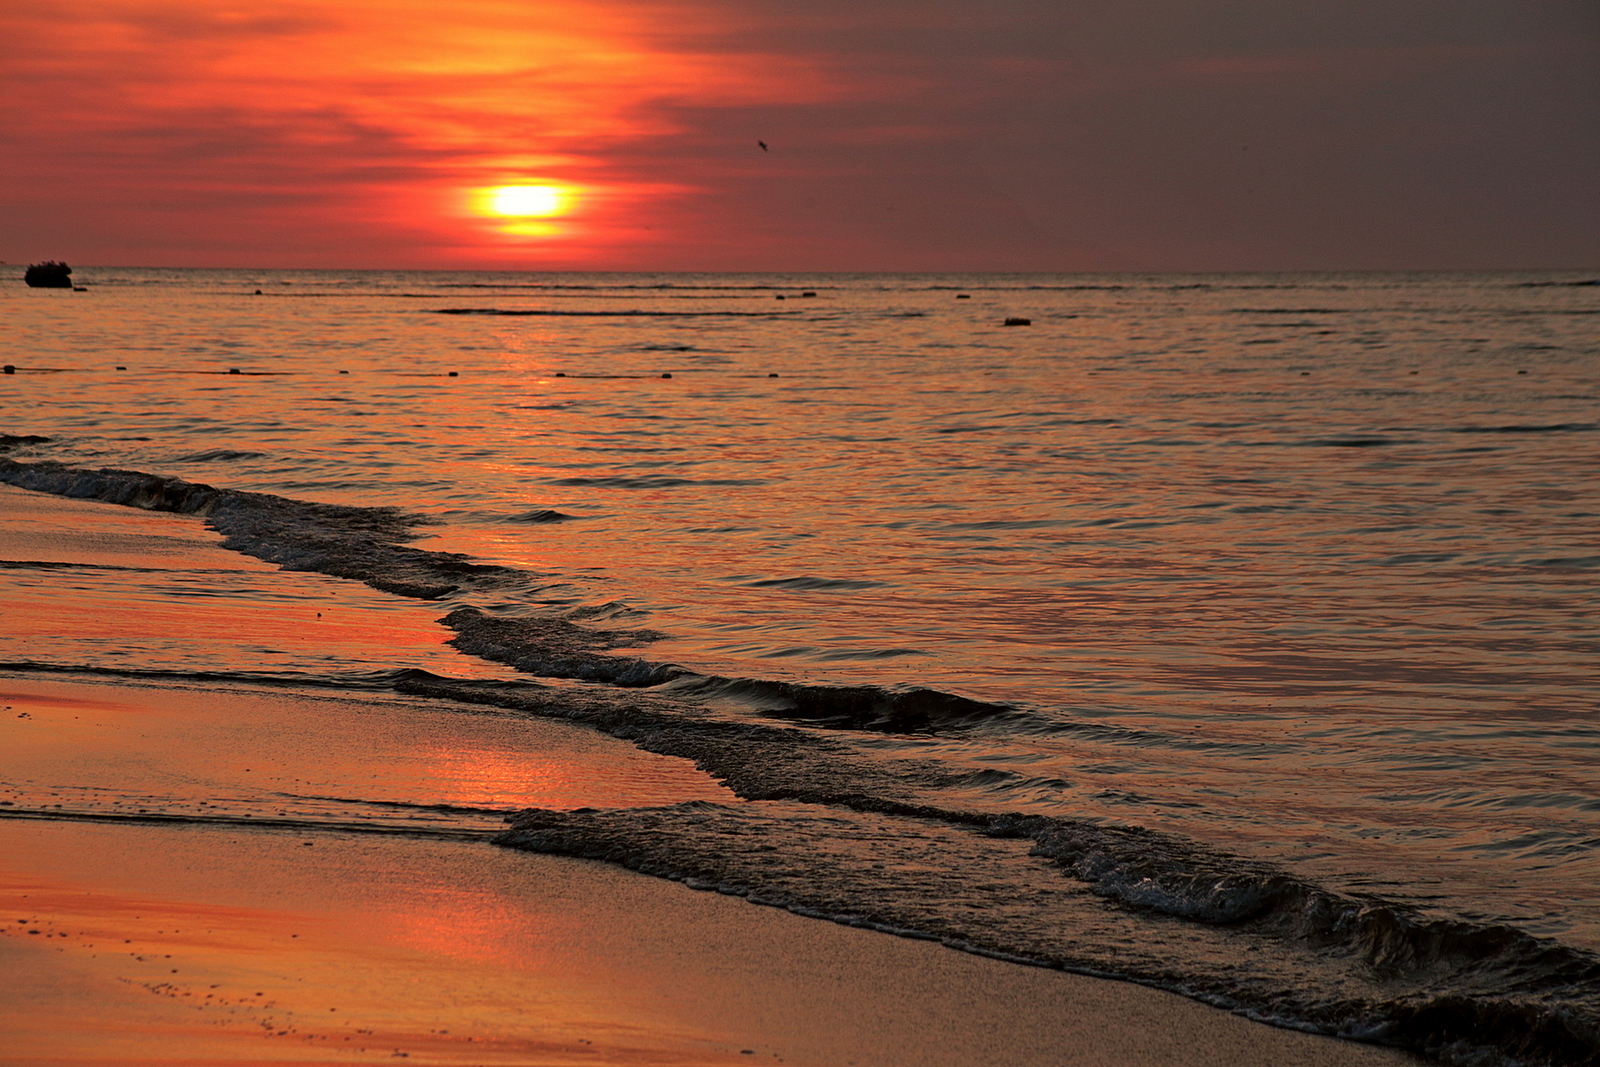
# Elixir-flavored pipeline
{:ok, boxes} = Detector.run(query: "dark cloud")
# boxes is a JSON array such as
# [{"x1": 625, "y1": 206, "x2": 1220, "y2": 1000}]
[{"x1": 641, "y1": 0, "x2": 1600, "y2": 268}]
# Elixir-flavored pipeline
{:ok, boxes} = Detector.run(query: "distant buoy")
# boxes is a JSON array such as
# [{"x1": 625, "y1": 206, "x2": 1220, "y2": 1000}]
[
  {"x1": 229, "y1": 368, "x2": 241, "y2": 375},
  {"x1": 1003, "y1": 317, "x2": 1031, "y2": 326},
  {"x1": 255, "y1": 289, "x2": 263, "y2": 295},
  {"x1": 661, "y1": 372, "x2": 673, "y2": 379}
]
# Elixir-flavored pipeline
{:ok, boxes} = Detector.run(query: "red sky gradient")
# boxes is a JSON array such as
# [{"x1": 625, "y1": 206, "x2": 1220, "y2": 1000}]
[{"x1": 2, "y1": 0, "x2": 1597, "y2": 270}]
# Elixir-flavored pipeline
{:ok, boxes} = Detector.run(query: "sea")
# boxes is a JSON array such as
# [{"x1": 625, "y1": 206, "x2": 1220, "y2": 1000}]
[{"x1": 3, "y1": 267, "x2": 1597, "y2": 1065}]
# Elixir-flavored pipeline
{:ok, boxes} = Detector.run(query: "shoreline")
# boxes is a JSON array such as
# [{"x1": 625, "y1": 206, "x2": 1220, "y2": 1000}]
[
  {"x1": 2, "y1": 807, "x2": 1423, "y2": 1067},
  {"x1": 0, "y1": 477, "x2": 1427, "y2": 1065}
]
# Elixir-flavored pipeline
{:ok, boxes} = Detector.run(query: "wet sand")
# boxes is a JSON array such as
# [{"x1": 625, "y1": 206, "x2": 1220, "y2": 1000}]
[
  {"x1": 0, "y1": 672, "x2": 737, "y2": 830},
  {"x1": 0, "y1": 481, "x2": 1426, "y2": 1066},
  {"x1": 2, "y1": 814, "x2": 1427, "y2": 1067}
]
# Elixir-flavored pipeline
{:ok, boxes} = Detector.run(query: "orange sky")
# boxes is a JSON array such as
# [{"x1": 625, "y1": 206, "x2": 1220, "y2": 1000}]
[
  {"x1": 1, "y1": 0, "x2": 843, "y2": 265},
  {"x1": 3, "y1": 0, "x2": 1597, "y2": 270}
]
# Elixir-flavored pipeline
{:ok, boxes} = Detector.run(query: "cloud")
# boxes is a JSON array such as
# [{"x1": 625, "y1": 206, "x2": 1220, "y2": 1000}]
[
  {"x1": 0, "y1": 0, "x2": 846, "y2": 264},
  {"x1": 2, "y1": 0, "x2": 1596, "y2": 268}
]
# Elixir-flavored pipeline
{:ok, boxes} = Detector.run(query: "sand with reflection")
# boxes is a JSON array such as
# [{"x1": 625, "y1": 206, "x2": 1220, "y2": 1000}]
[
  {"x1": 0, "y1": 473, "x2": 1422, "y2": 1066},
  {"x1": 2, "y1": 819, "x2": 1425, "y2": 1067}
]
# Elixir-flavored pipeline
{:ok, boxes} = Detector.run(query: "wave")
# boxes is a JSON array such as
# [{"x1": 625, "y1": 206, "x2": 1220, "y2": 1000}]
[
  {"x1": 812, "y1": 646, "x2": 926, "y2": 661},
  {"x1": 1449, "y1": 423, "x2": 1596, "y2": 435},
  {"x1": 505, "y1": 508, "x2": 579, "y2": 523},
  {"x1": 1230, "y1": 307, "x2": 1353, "y2": 314},
  {"x1": 6, "y1": 456, "x2": 1599, "y2": 1064},
  {"x1": 1282, "y1": 424, "x2": 1593, "y2": 449},
  {"x1": 0, "y1": 459, "x2": 515, "y2": 600},
  {"x1": 440, "y1": 607, "x2": 1022, "y2": 734},
  {"x1": 441, "y1": 606, "x2": 674, "y2": 686},
  {"x1": 170, "y1": 448, "x2": 269, "y2": 462},
  {"x1": 427, "y1": 281, "x2": 1333, "y2": 293},
  {"x1": 0, "y1": 559, "x2": 180, "y2": 573},
  {"x1": 406, "y1": 662, "x2": 1600, "y2": 1062},
  {"x1": 1518, "y1": 555, "x2": 1600, "y2": 570},
  {"x1": 0, "y1": 459, "x2": 1012, "y2": 736},
  {"x1": 544, "y1": 475, "x2": 768, "y2": 489},
  {"x1": 437, "y1": 282, "x2": 827, "y2": 291},
  {"x1": 1300, "y1": 435, "x2": 1405, "y2": 448},
  {"x1": 1007, "y1": 816, "x2": 1600, "y2": 1065},
  {"x1": 0, "y1": 659, "x2": 525, "y2": 693},
  {"x1": 497, "y1": 799, "x2": 1600, "y2": 1067},
  {"x1": 742, "y1": 575, "x2": 888, "y2": 591},
  {"x1": 940, "y1": 518, "x2": 1068, "y2": 531},
  {"x1": 0, "y1": 805, "x2": 496, "y2": 840},
  {"x1": 432, "y1": 307, "x2": 796, "y2": 317},
  {"x1": 663, "y1": 675, "x2": 1020, "y2": 733}
]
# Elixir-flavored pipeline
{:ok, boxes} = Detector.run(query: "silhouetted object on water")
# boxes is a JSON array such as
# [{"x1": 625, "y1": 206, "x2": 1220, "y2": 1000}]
[
  {"x1": 1003, "y1": 317, "x2": 1032, "y2": 326},
  {"x1": 24, "y1": 261, "x2": 72, "y2": 288}
]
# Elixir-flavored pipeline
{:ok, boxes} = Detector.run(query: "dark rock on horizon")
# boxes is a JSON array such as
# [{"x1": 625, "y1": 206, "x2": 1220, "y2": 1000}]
[{"x1": 24, "y1": 261, "x2": 72, "y2": 288}]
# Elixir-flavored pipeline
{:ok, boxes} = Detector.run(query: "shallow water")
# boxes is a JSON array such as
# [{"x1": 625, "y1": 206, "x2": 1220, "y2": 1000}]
[{"x1": 3, "y1": 266, "x2": 1598, "y2": 1064}]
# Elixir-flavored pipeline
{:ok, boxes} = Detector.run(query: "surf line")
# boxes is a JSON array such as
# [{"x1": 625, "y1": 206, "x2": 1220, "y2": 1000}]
[
  {"x1": 0, "y1": 806, "x2": 499, "y2": 841},
  {"x1": 430, "y1": 308, "x2": 802, "y2": 317}
]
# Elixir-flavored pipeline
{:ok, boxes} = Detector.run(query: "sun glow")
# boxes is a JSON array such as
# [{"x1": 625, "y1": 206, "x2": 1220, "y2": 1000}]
[
  {"x1": 480, "y1": 184, "x2": 575, "y2": 218},
  {"x1": 0, "y1": 0, "x2": 842, "y2": 265}
]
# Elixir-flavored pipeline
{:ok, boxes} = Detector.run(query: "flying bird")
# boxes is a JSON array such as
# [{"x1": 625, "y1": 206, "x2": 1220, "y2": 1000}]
[{"x1": 758, "y1": 141, "x2": 769, "y2": 152}]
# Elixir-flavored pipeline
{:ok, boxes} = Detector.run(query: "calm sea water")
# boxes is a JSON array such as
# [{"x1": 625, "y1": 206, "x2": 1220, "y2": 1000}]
[{"x1": 3, "y1": 267, "x2": 1598, "y2": 1063}]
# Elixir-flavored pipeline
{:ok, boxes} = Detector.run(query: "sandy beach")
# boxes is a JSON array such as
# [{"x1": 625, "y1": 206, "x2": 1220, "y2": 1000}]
[
  {"x1": 2, "y1": 812, "x2": 1427, "y2": 1067},
  {"x1": 0, "y1": 481, "x2": 1428, "y2": 1066},
  {"x1": 6, "y1": 0, "x2": 1599, "y2": 1049}
]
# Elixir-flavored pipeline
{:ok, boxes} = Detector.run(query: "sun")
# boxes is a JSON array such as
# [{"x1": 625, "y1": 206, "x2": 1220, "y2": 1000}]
[{"x1": 478, "y1": 184, "x2": 575, "y2": 219}]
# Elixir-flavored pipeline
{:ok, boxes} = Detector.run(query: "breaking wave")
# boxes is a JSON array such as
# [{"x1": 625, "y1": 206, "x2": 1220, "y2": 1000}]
[
  {"x1": 497, "y1": 802, "x2": 1600, "y2": 1067},
  {"x1": 432, "y1": 307, "x2": 795, "y2": 318},
  {"x1": 4, "y1": 456, "x2": 1599, "y2": 1066}
]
